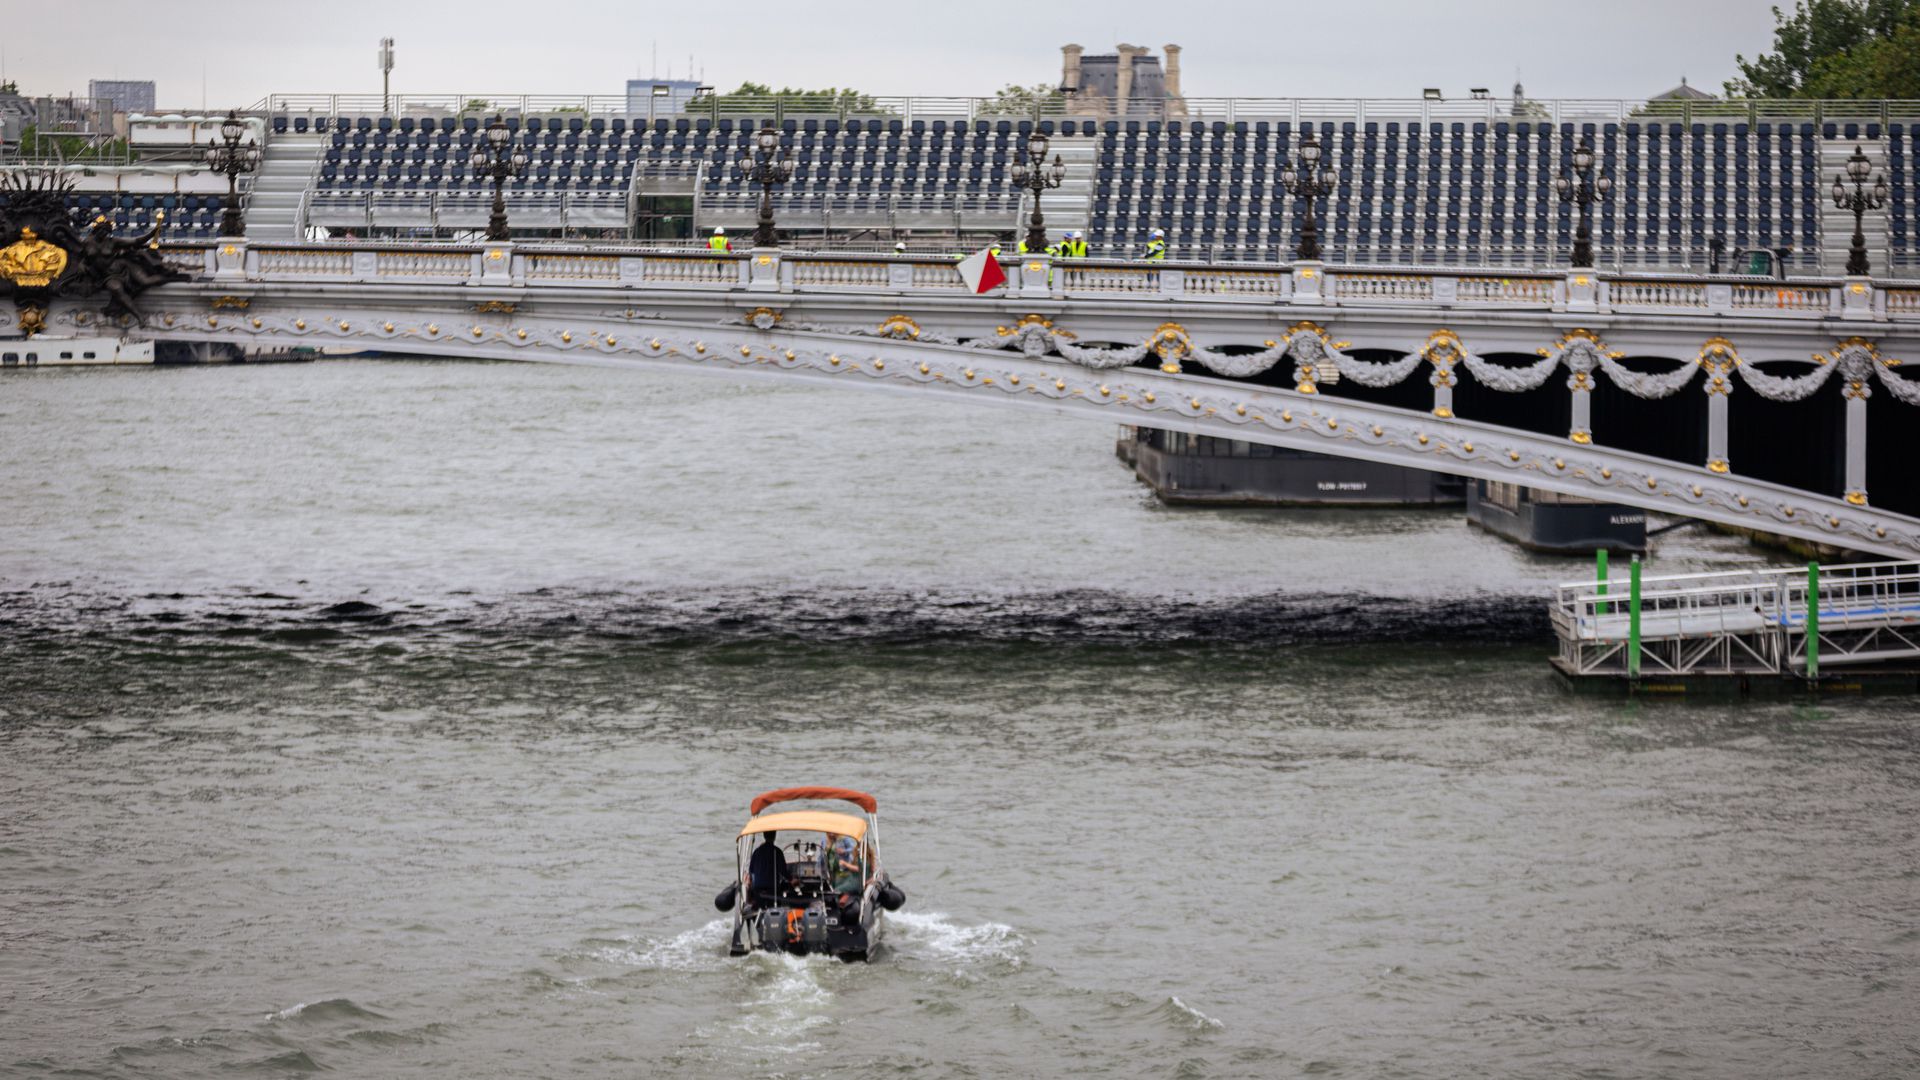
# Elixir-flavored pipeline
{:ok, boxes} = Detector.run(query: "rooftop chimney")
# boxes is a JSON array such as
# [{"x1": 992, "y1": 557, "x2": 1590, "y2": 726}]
[
  {"x1": 1061, "y1": 44, "x2": 1083, "y2": 94},
  {"x1": 1162, "y1": 44, "x2": 1185, "y2": 117},
  {"x1": 1115, "y1": 43, "x2": 1143, "y2": 117}
]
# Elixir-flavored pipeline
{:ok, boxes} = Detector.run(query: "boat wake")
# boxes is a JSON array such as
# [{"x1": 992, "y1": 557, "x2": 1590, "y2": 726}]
[
  {"x1": 581, "y1": 918, "x2": 733, "y2": 973},
  {"x1": 720, "y1": 952, "x2": 836, "y2": 1053},
  {"x1": 885, "y1": 910, "x2": 1025, "y2": 968}
]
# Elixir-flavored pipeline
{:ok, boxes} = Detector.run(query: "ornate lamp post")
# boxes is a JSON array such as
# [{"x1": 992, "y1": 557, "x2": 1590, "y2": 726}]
[
  {"x1": 204, "y1": 110, "x2": 262, "y2": 238},
  {"x1": 1010, "y1": 128, "x2": 1065, "y2": 254},
  {"x1": 1279, "y1": 133, "x2": 1337, "y2": 261},
  {"x1": 1832, "y1": 145, "x2": 1888, "y2": 277},
  {"x1": 1554, "y1": 142, "x2": 1613, "y2": 268},
  {"x1": 469, "y1": 118, "x2": 529, "y2": 242},
  {"x1": 737, "y1": 125, "x2": 794, "y2": 248}
]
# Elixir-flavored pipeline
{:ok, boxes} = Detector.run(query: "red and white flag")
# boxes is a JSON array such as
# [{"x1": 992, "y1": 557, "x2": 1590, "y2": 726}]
[{"x1": 955, "y1": 246, "x2": 1007, "y2": 294}]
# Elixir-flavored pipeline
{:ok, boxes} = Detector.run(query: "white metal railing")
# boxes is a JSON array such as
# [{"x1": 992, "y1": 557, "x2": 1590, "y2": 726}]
[
  {"x1": 1552, "y1": 560, "x2": 1920, "y2": 676},
  {"x1": 304, "y1": 189, "x2": 629, "y2": 233},
  {"x1": 252, "y1": 93, "x2": 1920, "y2": 127}
]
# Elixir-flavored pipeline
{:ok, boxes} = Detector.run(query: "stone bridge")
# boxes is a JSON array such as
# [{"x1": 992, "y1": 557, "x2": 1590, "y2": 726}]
[{"x1": 28, "y1": 239, "x2": 1920, "y2": 557}]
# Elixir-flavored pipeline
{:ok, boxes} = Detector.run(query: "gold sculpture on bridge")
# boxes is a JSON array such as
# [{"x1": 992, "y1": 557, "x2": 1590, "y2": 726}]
[{"x1": 0, "y1": 227, "x2": 69, "y2": 288}]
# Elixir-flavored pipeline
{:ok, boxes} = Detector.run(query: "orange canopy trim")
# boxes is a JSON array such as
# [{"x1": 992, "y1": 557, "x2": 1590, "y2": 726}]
[{"x1": 749, "y1": 786, "x2": 877, "y2": 816}]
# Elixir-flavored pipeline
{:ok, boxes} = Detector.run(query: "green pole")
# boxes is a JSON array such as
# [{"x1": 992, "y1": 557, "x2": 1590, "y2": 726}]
[
  {"x1": 1627, "y1": 556, "x2": 1642, "y2": 680},
  {"x1": 1806, "y1": 562, "x2": 1820, "y2": 680},
  {"x1": 1596, "y1": 549, "x2": 1610, "y2": 616}
]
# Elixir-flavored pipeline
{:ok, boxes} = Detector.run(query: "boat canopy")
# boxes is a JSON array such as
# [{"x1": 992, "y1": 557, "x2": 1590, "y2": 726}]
[
  {"x1": 738, "y1": 810, "x2": 870, "y2": 841},
  {"x1": 749, "y1": 786, "x2": 877, "y2": 816}
]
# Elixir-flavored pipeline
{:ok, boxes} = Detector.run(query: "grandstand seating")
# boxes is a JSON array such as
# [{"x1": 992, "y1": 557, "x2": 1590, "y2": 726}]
[
  {"x1": 1085, "y1": 118, "x2": 1835, "y2": 265},
  {"x1": 11, "y1": 107, "x2": 1910, "y2": 266},
  {"x1": 0, "y1": 192, "x2": 228, "y2": 240},
  {"x1": 278, "y1": 107, "x2": 1920, "y2": 270}
]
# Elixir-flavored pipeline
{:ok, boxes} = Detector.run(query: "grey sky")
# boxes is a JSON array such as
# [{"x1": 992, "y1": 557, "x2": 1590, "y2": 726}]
[{"x1": 5, "y1": 0, "x2": 1783, "y2": 108}]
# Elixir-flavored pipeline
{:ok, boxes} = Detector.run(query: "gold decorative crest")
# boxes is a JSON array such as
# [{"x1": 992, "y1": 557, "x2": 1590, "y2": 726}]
[
  {"x1": 473, "y1": 300, "x2": 518, "y2": 314},
  {"x1": 0, "y1": 227, "x2": 68, "y2": 288},
  {"x1": 995, "y1": 313, "x2": 1075, "y2": 340},
  {"x1": 876, "y1": 313, "x2": 919, "y2": 339},
  {"x1": 1151, "y1": 322, "x2": 1192, "y2": 373}
]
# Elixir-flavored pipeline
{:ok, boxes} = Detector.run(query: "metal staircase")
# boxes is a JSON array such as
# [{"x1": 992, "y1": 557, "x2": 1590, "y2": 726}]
[
  {"x1": 246, "y1": 131, "x2": 327, "y2": 241},
  {"x1": 1036, "y1": 134, "x2": 1096, "y2": 240}
]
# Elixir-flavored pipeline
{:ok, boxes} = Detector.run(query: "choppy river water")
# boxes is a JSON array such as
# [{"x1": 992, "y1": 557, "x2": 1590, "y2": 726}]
[{"x1": 2, "y1": 360, "x2": 1915, "y2": 1079}]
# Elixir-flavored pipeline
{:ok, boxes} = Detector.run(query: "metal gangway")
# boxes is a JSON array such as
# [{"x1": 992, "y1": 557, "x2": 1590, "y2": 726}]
[{"x1": 1552, "y1": 560, "x2": 1920, "y2": 678}]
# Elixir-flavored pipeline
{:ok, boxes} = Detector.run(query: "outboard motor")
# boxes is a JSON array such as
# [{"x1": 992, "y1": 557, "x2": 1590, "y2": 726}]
[
  {"x1": 754, "y1": 907, "x2": 786, "y2": 950},
  {"x1": 755, "y1": 902, "x2": 831, "y2": 953},
  {"x1": 798, "y1": 903, "x2": 829, "y2": 950}
]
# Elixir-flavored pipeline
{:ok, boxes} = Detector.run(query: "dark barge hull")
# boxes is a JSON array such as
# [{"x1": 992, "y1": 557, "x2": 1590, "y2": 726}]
[
  {"x1": 1466, "y1": 480, "x2": 1647, "y2": 555},
  {"x1": 1120, "y1": 428, "x2": 1464, "y2": 507}
]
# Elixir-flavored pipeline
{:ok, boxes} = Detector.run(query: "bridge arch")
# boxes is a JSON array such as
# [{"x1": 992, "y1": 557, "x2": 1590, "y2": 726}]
[{"x1": 90, "y1": 291, "x2": 1920, "y2": 559}]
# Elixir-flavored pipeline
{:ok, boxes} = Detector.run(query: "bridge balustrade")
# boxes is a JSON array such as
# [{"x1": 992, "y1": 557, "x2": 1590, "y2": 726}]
[{"x1": 158, "y1": 239, "x2": 1920, "y2": 321}]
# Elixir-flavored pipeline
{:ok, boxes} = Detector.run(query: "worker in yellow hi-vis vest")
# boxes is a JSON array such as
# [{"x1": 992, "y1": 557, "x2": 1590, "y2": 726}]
[
  {"x1": 709, "y1": 227, "x2": 731, "y2": 253},
  {"x1": 1141, "y1": 228, "x2": 1167, "y2": 261}
]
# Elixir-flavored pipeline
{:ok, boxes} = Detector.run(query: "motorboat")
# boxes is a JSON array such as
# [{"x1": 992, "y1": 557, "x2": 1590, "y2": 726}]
[{"x1": 714, "y1": 786, "x2": 905, "y2": 962}]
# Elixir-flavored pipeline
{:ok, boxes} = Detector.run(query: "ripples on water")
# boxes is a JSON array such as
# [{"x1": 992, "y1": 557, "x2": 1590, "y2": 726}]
[{"x1": 2, "y1": 362, "x2": 1917, "y2": 1078}]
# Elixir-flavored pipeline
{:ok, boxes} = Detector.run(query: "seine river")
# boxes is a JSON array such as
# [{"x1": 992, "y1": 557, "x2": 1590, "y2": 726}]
[{"x1": 3, "y1": 360, "x2": 1915, "y2": 1079}]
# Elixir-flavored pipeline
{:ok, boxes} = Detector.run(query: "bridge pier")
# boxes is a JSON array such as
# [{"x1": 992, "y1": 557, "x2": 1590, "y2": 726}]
[
  {"x1": 1704, "y1": 363, "x2": 1731, "y2": 475},
  {"x1": 1845, "y1": 377, "x2": 1870, "y2": 507}
]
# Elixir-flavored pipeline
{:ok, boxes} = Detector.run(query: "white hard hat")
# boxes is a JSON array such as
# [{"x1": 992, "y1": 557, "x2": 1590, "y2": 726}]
[
  {"x1": 1151, "y1": 228, "x2": 1165, "y2": 238},
  {"x1": 714, "y1": 226, "x2": 725, "y2": 234},
  {"x1": 894, "y1": 241, "x2": 906, "y2": 251}
]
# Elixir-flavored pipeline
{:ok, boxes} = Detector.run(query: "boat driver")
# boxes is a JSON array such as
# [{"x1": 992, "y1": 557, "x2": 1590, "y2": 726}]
[{"x1": 746, "y1": 831, "x2": 786, "y2": 908}]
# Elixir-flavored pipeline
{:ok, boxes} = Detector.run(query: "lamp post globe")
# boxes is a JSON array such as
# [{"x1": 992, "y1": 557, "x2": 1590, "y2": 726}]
[
  {"x1": 1556, "y1": 141, "x2": 1612, "y2": 269},
  {"x1": 474, "y1": 117, "x2": 527, "y2": 242},
  {"x1": 1832, "y1": 145, "x2": 1888, "y2": 276},
  {"x1": 738, "y1": 125, "x2": 794, "y2": 248},
  {"x1": 207, "y1": 109, "x2": 260, "y2": 238},
  {"x1": 1280, "y1": 132, "x2": 1337, "y2": 262},
  {"x1": 1010, "y1": 129, "x2": 1064, "y2": 254}
]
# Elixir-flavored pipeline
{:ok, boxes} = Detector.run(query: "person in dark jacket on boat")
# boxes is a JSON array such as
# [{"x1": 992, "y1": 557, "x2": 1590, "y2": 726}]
[{"x1": 746, "y1": 833, "x2": 786, "y2": 908}]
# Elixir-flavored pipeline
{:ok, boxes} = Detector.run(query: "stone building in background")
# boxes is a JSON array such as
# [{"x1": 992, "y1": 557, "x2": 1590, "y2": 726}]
[{"x1": 1060, "y1": 44, "x2": 1187, "y2": 118}]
